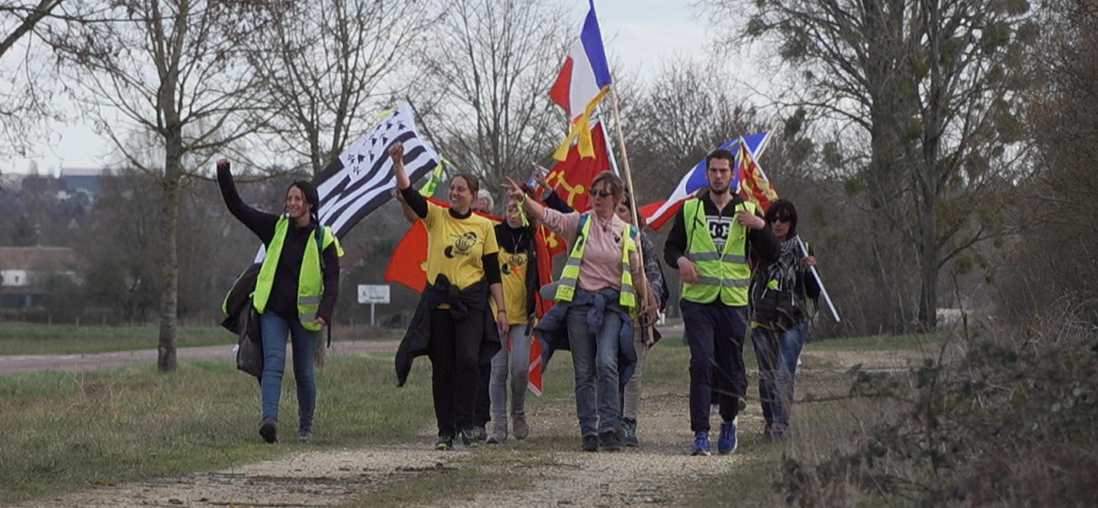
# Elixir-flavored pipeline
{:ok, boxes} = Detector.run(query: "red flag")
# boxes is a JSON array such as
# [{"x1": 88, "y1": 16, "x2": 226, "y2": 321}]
[
  {"x1": 384, "y1": 221, "x2": 430, "y2": 291},
  {"x1": 737, "y1": 143, "x2": 778, "y2": 212}
]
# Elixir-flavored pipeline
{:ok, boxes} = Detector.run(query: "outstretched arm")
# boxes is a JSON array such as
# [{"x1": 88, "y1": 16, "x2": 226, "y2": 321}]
[{"x1": 216, "y1": 158, "x2": 278, "y2": 243}]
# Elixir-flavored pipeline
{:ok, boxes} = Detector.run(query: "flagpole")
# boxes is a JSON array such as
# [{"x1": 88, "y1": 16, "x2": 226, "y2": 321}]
[
  {"x1": 748, "y1": 132, "x2": 841, "y2": 323},
  {"x1": 607, "y1": 85, "x2": 656, "y2": 338}
]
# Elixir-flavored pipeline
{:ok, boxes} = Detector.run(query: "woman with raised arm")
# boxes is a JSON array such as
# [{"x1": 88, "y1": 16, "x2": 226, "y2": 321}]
[
  {"x1": 390, "y1": 142, "x2": 509, "y2": 450},
  {"x1": 504, "y1": 171, "x2": 655, "y2": 453},
  {"x1": 217, "y1": 158, "x2": 343, "y2": 444}
]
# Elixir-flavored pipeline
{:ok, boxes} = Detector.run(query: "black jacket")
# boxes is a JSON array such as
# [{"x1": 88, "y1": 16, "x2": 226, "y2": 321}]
[
  {"x1": 395, "y1": 275, "x2": 501, "y2": 386},
  {"x1": 221, "y1": 263, "x2": 263, "y2": 379}
]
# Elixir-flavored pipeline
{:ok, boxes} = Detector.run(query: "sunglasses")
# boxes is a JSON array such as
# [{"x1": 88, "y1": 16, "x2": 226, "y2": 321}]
[
  {"x1": 588, "y1": 189, "x2": 612, "y2": 198},
  {"x1": 771, "y1": 217, "x2": 792, "y2": 224}
]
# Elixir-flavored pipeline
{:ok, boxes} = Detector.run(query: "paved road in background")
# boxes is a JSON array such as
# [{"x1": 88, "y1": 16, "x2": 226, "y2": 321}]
[{"x1": 0, "y1": 323, "x2": 685, "y2": 375}]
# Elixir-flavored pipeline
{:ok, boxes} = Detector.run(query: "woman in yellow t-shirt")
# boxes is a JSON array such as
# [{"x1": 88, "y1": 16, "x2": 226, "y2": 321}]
[
  {"x1": 485, "y1": 194, "x2": 539, "y2": 444},
  {"x1": 390, "y1": 142, "x2": 509, "y2": 450}
]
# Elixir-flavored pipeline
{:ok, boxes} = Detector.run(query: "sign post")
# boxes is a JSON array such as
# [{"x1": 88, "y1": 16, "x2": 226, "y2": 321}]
[{"x1": 357, "y1": 284, "x2": 391, "y2": 326}]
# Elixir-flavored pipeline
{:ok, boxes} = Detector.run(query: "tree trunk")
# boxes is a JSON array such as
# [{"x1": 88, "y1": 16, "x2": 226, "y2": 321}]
[{"x1": 157, "y1": 138, "x2": 183, "y2": 372}]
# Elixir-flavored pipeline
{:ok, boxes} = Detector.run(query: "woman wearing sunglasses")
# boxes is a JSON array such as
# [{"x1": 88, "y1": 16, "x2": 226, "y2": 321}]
[
  {"x1": 748, "y1": 199, "x2": 820, "y2": 441},
  {"x1": 504, "y1": 171, "x2": 656, "y2": 452}
]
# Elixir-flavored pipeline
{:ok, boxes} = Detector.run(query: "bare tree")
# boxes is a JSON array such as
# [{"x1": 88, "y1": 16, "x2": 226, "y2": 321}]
[
  {"x1": 57, "y1": 0, "x2": 269, "y2": 371},
  {"x1": 249, "y1": 0, "x2": 438, "y2": 177},
  {"x1": 416, "y1": 0, "x2": 569, "y2": 190},
  {"x1": 717, "y1": 0, "x2": 1033, "y2": 331},
  {"x1": 0, "y1": 0, "x2": 93, "y2": 156},
  {"x1": 624, "y1": 58, "x2": 769, "y2": 198}
]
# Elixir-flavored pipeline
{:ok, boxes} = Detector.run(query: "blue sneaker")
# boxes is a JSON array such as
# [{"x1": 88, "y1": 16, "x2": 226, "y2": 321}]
[
  {"x1": 691, "y1": 431, "x2": 711, "y2": 456},
  {"x1": 717, "y1": 419, "x2": 738, "y2": 455}
]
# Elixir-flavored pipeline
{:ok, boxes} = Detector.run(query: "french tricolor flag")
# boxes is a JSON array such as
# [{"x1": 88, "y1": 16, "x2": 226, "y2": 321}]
[
  {"x1": 549, "y1": 0, "x2": 612, "y2": 121},
  {"x1": 640, "y1": 131, "x2": 773, "y2": 230}
]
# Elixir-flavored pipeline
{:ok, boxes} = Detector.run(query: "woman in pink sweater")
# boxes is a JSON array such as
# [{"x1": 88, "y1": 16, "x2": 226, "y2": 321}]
[{"x1": 504, "y1": 171, "x2": 655, "y2": 452}]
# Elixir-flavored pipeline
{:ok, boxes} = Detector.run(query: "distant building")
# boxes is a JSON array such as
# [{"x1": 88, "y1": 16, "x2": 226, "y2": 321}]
[
  {"x1": 0, "y1": 246, "x2": 84, "y2": 308},
  {"x1": 18, "y1": 168, "x2": 111, "y2": 202}
]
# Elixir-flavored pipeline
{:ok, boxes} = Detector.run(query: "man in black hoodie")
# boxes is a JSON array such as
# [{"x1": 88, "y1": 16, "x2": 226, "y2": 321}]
[{"x1": 663, "y1": 149, "x2": 778, "y2": 456}]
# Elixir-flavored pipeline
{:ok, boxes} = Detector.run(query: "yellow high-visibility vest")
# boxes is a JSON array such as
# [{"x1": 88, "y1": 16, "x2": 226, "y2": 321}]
[
  {"x1": 680, "y1": 197, "x2": 755, "y2": 306},
  {"x1": 252, "y1": 216, "x2": 343, "y2": 331},
  {"x1": 553, "y1": 213, "x2": 637, "y2": 308}
]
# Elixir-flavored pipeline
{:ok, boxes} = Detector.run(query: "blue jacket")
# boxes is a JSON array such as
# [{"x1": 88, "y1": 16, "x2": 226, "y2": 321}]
[{"x1": 534, "y1": 287, "x2": 637, "y2": 387}]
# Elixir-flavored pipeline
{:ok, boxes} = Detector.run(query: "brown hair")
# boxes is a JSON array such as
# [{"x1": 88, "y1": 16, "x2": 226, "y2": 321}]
[
  {"x1": 452, "y1": 172, "x2": 480, "y2": 195},
  {"x1": 590, "y1": 171, "x2": 624, "y2": 201},
  {"x1": 618, "y1": 191, "x2": 648, "y2": 228},
  {"x1": 705, "y1": 148, "x2": 735, "y2": 170}
]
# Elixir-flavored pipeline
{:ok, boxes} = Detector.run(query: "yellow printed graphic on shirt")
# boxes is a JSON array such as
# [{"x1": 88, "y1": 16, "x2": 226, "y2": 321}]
[
  {"x1": 423, "y1": 201, "x2": 500, "y2": 291},
  {"x1": 500, "y1": 251, "x2": 528, "y2": 324}
]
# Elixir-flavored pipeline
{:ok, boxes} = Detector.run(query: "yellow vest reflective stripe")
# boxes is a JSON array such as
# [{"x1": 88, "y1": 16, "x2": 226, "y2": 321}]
[
  {"x1": 554, "y1": 214, "x2": 637, "y2": 308},
  {"x1": 252, "y1": 217, "x2": 344, "y2": 331},
  {"x1": 680, "y1": 197, "x2": 754, "y2": 306}
]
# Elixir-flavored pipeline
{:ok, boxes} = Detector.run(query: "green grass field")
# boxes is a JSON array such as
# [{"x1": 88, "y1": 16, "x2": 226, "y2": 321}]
[
  {"x1": 0, "y1": 354, "x2": 435, "y2": 504},
  {"x1": 0, "y1": 324, "x2": 404, "y2": 355}
]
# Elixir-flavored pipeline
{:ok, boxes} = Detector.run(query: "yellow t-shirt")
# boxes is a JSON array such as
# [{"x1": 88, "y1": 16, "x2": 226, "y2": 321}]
[
  {"x1": 424, "y1": 201, "x2": 500, "y2": 291},
  {"x1": 500, "y1": 250, "x2": 529, "y2": 324}
]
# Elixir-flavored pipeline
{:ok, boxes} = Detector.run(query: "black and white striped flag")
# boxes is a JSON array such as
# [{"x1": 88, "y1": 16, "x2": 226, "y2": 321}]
[{"x1": 316, "y1": 103, "x2": 440, "y2": 238}]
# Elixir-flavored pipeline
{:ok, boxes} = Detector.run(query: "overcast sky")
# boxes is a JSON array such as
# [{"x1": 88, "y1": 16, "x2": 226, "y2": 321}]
[{"x1": 4, "y1": 0, "x2": 761, "y2": 175}]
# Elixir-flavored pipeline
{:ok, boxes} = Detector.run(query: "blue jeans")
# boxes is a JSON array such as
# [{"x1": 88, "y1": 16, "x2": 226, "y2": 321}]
[
  {"x1": 259, "y1": 312, "x2": 318, "y2": 428},
  {"x1": 566, "y1": 304, "x2": 623, "y2": 437},
  {"x1": 750, "y1": 322, "x2": 805, "y2": 428}
]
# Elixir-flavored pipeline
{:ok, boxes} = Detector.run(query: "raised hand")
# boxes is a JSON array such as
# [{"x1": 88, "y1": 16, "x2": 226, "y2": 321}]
[
  {"x1": 388, "y1": 142, "x2": 404, "y2": 165},
  {"x1": 216, "y1": 158, "x2": 230, "y2": 171},
  {"x1": 502, "y1": 177, "x2": 525, "y2": 201}
]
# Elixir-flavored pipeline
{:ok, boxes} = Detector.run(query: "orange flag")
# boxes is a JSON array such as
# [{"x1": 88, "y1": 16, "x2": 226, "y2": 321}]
[{"x1": 384, "y1": 220, "x2": 431, "y2": 292}]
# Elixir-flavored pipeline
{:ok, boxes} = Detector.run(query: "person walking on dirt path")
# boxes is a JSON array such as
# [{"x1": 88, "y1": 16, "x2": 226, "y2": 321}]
[
  {"x1": 470, "y1": 188, "x2": 497, "y2": 443},
  {"x1": 217, "y1": 158, "x2": 344, "y2": 444},
  {"x1": 749, "y1": 199, "x2": 819, "y2": 441},
  {"x1": 663, "y1": 148, "x2": 779, "y2": 456},
  {"x1": 485, "y1": 193, "x2": 540, "y2": 444},
  {"x1": 506, "y1": 171, "x2": 657, "y2": 453},
  {"x1": 391, "y1": 142, "x2": 509, "y2": 450},
  {"x1": 615, "y1": 192, "x2": 668, "y2": 447}
]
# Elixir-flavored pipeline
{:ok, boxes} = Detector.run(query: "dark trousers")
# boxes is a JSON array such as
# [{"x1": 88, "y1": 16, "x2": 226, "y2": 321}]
[
  {"x1": 751, "y1": 323, "x2": 805, "y2": 429},
  {"x1": 475, "y1": 351, "x2": 492, "y2": 428},
  {"x1": 428, "y1": 308, "x2": 484, "y2": 437},
  {"x1": 681, "y1": 299, "x2": 747, "y2": 433}
]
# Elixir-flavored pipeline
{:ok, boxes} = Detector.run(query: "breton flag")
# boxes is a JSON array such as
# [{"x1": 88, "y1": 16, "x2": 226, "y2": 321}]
[
  {"x1": 317, "y1": 103, "x2": 440, "y2": 238},
  {"x1": 639, "y1": 131, "x2": 772, "y2": 230},
  {"x1": 549, "y1": 0, "x2": 612, "y2": 161}
]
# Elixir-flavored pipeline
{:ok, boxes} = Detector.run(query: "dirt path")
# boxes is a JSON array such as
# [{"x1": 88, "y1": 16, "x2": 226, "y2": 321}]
[{"x1": 18, "y1": 380, "x2": 756, "y2": 508}]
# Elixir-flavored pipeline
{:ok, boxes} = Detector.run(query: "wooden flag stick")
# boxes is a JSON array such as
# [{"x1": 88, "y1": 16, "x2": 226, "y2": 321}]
[{"x1": 607, "y1": 85, "x2": 656, "y2": 338}]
